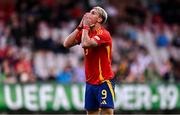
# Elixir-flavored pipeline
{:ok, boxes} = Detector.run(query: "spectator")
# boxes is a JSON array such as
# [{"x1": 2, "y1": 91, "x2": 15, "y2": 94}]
[
  {"x1": 73, "y1": 57, "x2": 85, "y2": 83},
  {"x1": 56, "y1": 61, "x2": 73, "y2": 84},
  {"x1": 14, "y1": 50, "x2": 34, "y2": 83}
]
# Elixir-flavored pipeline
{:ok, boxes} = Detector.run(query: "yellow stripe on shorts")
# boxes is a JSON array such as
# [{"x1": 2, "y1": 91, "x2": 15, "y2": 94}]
[{"x1": 106, "y1": 80, "x2": 115, "y2": 101}]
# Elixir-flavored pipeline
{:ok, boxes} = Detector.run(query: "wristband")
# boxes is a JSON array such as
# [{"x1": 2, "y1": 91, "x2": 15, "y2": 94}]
[
  {"x1": 83, "y1": 25, "x2": 90, "y2": 30},
  {"x1": 77, "y1": 26, "x2": 83, "y2": 31}
]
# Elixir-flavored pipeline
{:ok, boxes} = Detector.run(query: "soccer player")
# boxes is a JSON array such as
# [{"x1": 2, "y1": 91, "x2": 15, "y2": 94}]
[{"x1": 63, "y1": 6, "x2": 115, "y2": 115}]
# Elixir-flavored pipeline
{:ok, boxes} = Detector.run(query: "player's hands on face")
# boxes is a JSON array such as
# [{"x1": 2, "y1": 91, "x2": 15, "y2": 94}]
[{"x1": 83, "y1": 13, "x2": 95, "y2": 26}]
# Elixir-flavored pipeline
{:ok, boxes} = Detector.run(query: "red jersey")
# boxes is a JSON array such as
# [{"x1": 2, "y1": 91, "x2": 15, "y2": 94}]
[{"x1": 75, "y1": 26, "x2": 114, "y2": 85}]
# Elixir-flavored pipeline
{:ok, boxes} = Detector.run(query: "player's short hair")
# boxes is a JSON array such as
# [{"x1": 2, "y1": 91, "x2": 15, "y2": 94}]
[{"x1": 93, "y1": 6, "x2": 108, "y2": 24}]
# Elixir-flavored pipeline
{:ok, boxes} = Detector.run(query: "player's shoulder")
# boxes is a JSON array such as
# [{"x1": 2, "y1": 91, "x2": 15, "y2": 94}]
[{"x1": 97, "y1": 26, "x2": 110, "y2": 37}]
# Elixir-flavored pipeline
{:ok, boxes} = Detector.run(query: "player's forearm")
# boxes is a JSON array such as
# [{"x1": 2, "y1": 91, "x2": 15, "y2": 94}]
[
  {"x1": 81, "y1": 29, "x2": 90, "y2": 45},
  {"x1": 63, "y1": 29, "x2": 79, "y2": 48},
  {"x1": 81, "y1": 30, "x2": 92, "y2": 48},
  {"x1": 81, "y1": 29, "x2": 97, "y2": 48}
]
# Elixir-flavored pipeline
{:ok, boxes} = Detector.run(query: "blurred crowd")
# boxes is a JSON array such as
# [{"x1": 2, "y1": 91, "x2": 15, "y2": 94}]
[{"x1": 0, "y1": 0, "x2": 179, "y2": 84}]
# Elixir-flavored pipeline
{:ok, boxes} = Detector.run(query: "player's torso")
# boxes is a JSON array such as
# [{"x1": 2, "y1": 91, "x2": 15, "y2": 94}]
[{"x1": 84, "y1": 30, "x2": 114, "y2": 85}]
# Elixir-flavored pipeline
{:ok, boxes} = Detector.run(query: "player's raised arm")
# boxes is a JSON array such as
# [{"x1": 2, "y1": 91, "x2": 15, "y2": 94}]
[
  {"x1": 81, "y1": 13, "x2": 98, "y2": 48},
  {"x1": 63, "y1": 20, "x2": 83, "y2": 48}
]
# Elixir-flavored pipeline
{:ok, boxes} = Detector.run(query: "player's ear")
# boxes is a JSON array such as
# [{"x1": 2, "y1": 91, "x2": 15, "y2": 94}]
[{"x1": 97, "y1": 17, "x2": 103, "y2": 23}]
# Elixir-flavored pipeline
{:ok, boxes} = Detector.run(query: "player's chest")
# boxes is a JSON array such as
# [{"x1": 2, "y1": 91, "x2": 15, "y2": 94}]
[
  {"x1": 83, "y1": 46, "x2": 105, "y2": 57},
  {"x1": 88, "y1": 31, "x2": 96, "y2": 38}
]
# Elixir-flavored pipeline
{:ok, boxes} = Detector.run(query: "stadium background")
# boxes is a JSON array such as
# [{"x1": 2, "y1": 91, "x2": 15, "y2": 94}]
[{"x1": 0, "y1": 0, "x2": 180, "y2": 114}]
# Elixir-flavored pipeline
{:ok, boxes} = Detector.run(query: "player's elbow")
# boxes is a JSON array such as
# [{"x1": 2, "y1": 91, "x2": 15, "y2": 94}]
[
  {"x1": 81, "y1": 42, "x2": 89, "y2": 48},
  {"x1": 82, "y1": 40, "x2": 97, "y2": 48},
  {"x1": 63, "y1": 41, "x2": 70, "y2": 48}
]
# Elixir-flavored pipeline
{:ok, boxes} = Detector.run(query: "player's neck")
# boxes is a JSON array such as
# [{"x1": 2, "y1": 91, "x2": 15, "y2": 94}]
[{"x1": 91, "y1": 23, "x2": 102, "y2": 31}]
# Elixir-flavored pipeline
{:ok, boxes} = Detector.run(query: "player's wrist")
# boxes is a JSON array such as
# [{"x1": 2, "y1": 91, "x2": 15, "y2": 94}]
[
  {"x1": 77, "y1": 26, "x2": 83, "y2": 31},
  {"x1": 83, "y1": 25, "x2": 90, "y2": 31}
]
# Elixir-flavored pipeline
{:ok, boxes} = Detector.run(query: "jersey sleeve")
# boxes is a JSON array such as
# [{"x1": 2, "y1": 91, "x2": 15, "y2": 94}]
[
  {"x1": 75, "y1": 30, "x2": 82, "y2": 44},
  {"x1": 92, "y1": 30, "x2": 111, "y2": 45}
]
